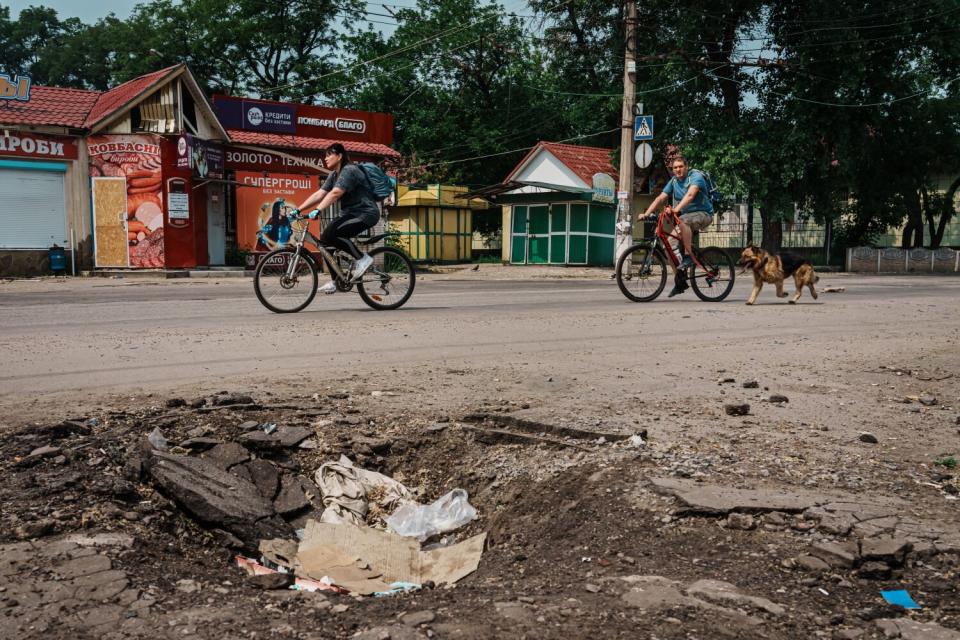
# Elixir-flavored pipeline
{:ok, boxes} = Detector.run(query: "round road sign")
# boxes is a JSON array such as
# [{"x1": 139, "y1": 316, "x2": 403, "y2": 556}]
[{"x1": 635, "y1": 142, "x2": 653, "y2": 169}]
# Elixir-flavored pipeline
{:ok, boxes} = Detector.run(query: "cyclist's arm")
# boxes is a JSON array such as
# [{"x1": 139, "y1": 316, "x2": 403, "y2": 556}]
[
  {"x1": 296, "y1": 187, "x2": 344, "y2": 213},
  {"x1": 673, "y1": 185, "x2": 699, "y2": 214},
  {"x1": 642, "y1": 192, "x2": 669, "y2": 218}
]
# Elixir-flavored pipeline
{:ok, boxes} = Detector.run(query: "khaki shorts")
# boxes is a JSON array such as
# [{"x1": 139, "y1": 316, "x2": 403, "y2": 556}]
[{"x1": 680, "y1": 211, "x2": 712, "y2": 231}]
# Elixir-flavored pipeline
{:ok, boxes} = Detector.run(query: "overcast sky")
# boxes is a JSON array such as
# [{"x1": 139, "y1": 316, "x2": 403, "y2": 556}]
[{"x1": 5, "y1": 0, "x2": 139, "y2": 23}]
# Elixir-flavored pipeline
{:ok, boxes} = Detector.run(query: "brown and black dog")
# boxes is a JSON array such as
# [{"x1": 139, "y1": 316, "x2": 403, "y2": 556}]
[{"x1": 738, "y1": 246, "x2": 820, "y2": 305}]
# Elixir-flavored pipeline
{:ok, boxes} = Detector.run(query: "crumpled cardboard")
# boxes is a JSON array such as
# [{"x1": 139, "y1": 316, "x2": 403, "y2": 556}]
[{"x1": 298, "y1": 520, "x2": 485, "y2": 588}]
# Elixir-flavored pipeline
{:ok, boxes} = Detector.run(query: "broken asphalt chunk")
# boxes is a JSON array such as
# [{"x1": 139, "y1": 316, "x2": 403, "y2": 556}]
[{"x1": 238, "y1": 426, "x2": 311, "y2": 451}]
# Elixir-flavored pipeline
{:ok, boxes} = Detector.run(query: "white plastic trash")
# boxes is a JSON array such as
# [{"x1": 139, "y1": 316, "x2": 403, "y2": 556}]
[
  {"x1": 148, "y1": 427, "x2": 169, "y2": 451},
  {"x1": 385, "y1": 489, "x2": 477, "y2": 542}
]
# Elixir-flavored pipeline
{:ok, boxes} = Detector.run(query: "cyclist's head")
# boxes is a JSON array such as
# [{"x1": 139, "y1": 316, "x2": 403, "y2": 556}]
[
  {"x1": 324, "y1": 143, "x2": 350, "y2": 170},
  {"x1": 670, "y1": 156, "x2": 688, "y2": 178}
]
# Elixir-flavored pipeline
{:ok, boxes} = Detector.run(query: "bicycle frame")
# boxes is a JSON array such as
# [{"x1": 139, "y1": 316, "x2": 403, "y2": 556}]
[
  {"x1": 280, "y1": 208, "x2": 353, "y2": 282},
  {"x1": 652, "y1": 205, "x2": 707, "y2": 271}
]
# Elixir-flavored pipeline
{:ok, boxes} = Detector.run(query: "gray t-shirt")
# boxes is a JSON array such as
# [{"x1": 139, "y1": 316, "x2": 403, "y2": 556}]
[{"x1": 321, "y1": 164, "x2": 380, "y2": 224}]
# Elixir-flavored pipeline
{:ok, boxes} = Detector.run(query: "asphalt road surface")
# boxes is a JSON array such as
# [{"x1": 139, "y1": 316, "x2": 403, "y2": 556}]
[{"x1": 1, "y1": 273, "x2": 958, "y2": 419}]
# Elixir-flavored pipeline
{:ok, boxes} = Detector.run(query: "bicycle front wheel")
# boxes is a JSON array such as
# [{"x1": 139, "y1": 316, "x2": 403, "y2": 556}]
[
  {"x1": 691, "y1": 247, "x2": 735, "y2": 302},
  {"x1": 616, "y1": 244, "x2": 668, "y2": 302},
  {"x1": 357, "y1": 246, "x2": 416, "y2": 310},
  {"x1": 253, "y1": 248, "x2": 318, "y2": 313}
]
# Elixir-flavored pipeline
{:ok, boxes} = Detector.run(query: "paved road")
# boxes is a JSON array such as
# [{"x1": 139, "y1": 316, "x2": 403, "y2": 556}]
[{"x1": 0, "y1": 273, "x2": 958, "y2": 410}]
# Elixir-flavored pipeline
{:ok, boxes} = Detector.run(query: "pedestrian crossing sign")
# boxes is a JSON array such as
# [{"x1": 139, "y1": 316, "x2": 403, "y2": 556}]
[{"x1": 634, "y1": 115, "x2": 653, "y2": 141}]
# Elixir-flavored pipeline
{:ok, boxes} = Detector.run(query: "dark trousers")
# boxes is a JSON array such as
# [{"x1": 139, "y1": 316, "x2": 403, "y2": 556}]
[{"x1": 320, "y1": 214, "x2": 374, "y2": 259}]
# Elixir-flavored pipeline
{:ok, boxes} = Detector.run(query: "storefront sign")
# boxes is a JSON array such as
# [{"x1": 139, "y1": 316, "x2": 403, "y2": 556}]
[
  {"x1": 176, "y1": 135, "x2": 225, "y2": 179},
  {"x1": 592, "y1": 173, "x2": 616, "y2": 204},
  {"x1": 235, "y1": 171, "x2": 320, "y2": 251},
  {"x1": 168, "y1": 192, "x2": 190, "y2": 220},
  {"x1": 0, "y1": 133, "x2": 78, "y2": 159},
  {"x1": 213, "y1": 95, "x2": 393, "y2": 145},
  {"x1": 88, "y1": 134, "x2": 165, "y2": 268},
  {"x1": 225, "y1": 147, "x2": 327, "y2": 174},
  {"x1": 0, "y1": 73, "x2": 31, "y2": 101}
]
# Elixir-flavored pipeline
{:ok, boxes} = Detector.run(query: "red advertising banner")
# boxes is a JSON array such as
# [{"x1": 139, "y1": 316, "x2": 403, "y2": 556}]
[
  {"x1": 235, "y1": 171, "x2": 320, "y2": 251},
  {"x1": 0, "y1": 132, "x2": 79, "y2": 160},
  {"x1": 88, "y1": 134, "x2": 165, "y2": 268}
]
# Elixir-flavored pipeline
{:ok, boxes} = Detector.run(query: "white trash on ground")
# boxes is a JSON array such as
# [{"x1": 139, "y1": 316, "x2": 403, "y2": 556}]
[
  {"x1": 313, "y1": 455, "x2": 413, "y2": 526},
  {"x1": 385, "y1": 488, "x2": 477, "y2": 541}
]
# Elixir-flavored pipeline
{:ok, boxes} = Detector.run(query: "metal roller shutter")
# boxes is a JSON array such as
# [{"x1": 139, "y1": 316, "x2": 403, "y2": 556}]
[{"x1": 0, "y1": 169, "x2": 67, "y2": 249}]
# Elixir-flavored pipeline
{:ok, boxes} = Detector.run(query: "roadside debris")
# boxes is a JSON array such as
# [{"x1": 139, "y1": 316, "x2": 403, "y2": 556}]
[
  {"x1": 881, "y1": 589, "x2": 920, "y2": 609},
  {"x1": 314, "y1": 455, "x2": 414, "y2": 526},
  {"x1": 724, "y1": 403, "x2": 750, "y2": 416},
  {"x1": 147, "y1": 427, "x2": 169, "y2": 451},
  {"x1": 385, "y1": 488, "x2": 477, "y2": 541},
  {"x1": 823, "y1": 286, "x2": 846, "y2": 293}
]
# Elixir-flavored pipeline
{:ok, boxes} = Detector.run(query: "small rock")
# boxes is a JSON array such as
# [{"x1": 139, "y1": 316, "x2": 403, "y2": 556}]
[
  {"x1": 14, "y1": 519, "x2": 56, "y2": 540},
  {"x1": 907, "y1": 406, "x2": 921, "y2": 413},
  {"x1": 166, "y1": 398, "x2": 187, "y2": 408},
  {"x1": 810, "y1": 542, "x2": 858, "y2": 569},
  {"x1": 401, "y1": 610, "x2": 435, "y2": 626},
  {"x1": 859, "y1": 433, "x2": 879, "y2": 444},
  {"x1": 724, "y1": 403, "x2": 750, "y2": 416},
  {"x1": 763, "y1": 512, "x2": 789, "y2": 527},
  {"x1": 239, "y1": 421, "x2": 259, "y2": 431},
  {"x1": 726, "y1": 513, "x2": 756, "y2": 530},
  {"x1": 860, "y1": 538, "x2": 912, "y2": 568},
  {"x1": 176, "y1": 579, "x2": 201, "y2": 594},
  {"x1": 27, "y1": 445, "x2": 62, "y2": 459},
  {"x1": 857, "y1": 561, "x2": 892, "y2": 580},
  {"x1": 834, "y1": 629, "x2": 863, "y2": 640},
  {"x1": 331, "y1": 604, "x2": 349, "y2": 614},
  {"x1": 189, "y1": 397, "x2": 207, "y2": 408},
  {"x1": 919, "y1": 395, "x2": 938, "y2": 407},
  {"x1": 768, "y1": 393, "x2": 789, "y2": 403},
  {"x1": 742, "y1": 380, "x2": 759, "y2": 389},
  {"x1": 213, "y1": 393, "x2": 254, "y2": 406},
  {"x1": 584, "y1": 584, "x2": 601, "y2": 593},
  {"x1": 249, "y1": 573, "x2": 294, "y2": 590},
  {"x1": 796, "y1": 555, "x2": 831, "y2": 572},
  {"x1": 719, "y1": 377, "x2": 736, "y2": 384},
  {"x1": 627, "y1": 434, "x2": 645, "y2": 448}
]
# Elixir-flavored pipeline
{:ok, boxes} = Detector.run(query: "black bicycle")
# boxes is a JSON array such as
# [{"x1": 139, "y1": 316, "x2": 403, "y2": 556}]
[{"x1": 253, "y1": 206, "x2": 415, "y2": 313}]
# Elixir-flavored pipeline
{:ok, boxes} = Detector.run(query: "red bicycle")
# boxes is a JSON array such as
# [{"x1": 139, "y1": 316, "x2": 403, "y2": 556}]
[{"x1": 615, "y1": 206, "x2": 735, "y2": 302}]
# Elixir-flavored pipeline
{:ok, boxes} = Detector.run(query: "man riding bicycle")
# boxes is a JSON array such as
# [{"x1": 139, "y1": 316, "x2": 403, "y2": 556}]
[
  {"x1": 640, "y1": 156, "x2": 714, "y2": 297},
  {"x1": 293, "y1": 143, "x2": 380, "y2": 295}
]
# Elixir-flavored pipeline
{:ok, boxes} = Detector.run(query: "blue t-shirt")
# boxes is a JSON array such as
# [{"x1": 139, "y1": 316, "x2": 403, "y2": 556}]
[{"x1": 663, "y1": 170, "x2": 713, "y2": 214}]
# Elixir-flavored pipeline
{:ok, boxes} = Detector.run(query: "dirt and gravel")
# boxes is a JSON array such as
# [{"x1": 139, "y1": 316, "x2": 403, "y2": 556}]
[{"x1": 1, "y1": 273, "x2": 959, "y2": 639}]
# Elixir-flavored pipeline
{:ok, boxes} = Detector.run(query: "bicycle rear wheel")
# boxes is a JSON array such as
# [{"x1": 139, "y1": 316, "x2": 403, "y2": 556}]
[
  {"x1": 253, "y1": 248, "x2": 318, "y2": 313},
  {"x1": 357, "y1": 246, "x2": 416, "y2": 310},
  {"x1": 616, "y1": 244, "x2": 668, "y2": 302},
  {"x1": 691, "y1": 247, "x2": 735, "y2": 302}
]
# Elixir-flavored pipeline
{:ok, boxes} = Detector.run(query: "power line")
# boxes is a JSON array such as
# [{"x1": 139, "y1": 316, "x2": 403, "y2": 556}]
[{"x1": 409, "y1": 126, "x2": 620, "y2": 170}]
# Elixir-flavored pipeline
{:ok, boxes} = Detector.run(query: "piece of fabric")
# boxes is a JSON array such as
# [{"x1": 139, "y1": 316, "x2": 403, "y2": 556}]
[
  {"x1": 314, "y1": 455, "x2": 414, "y2": 527},
  {"x1": 320, "y1": 213, "x2": 374, "y2": 259},
  {"x1": 321, "y1": 164, "x2": 380, "y2": 223},
  {"x1": 663, "y1": 171, "x2": 714, "y2": 214}
]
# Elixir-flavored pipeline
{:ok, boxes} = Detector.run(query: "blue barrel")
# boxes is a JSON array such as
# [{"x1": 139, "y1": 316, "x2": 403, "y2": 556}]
[{"x1": 49, "y1": 245, "x2": 67, "y2": 273}]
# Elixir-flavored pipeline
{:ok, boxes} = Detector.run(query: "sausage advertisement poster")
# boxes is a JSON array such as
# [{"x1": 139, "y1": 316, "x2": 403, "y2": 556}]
[{"x1": 88, "y1": 134, "x2": 165, "y2": 268}]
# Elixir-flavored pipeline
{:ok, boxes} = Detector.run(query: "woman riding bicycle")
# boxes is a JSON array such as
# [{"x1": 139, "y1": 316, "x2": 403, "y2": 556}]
[{"x1": 293, "y1": 143, "x2": 379, "y2": 295}]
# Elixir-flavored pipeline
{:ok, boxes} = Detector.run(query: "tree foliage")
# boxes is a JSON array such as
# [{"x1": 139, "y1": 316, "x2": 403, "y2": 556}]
[{"x1": 3, "y1": 0, "x2": 959, "y2": 248}]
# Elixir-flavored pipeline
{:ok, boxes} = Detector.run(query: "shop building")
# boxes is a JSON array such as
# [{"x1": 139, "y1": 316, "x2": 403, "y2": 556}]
[
  {"x1": 387, "y1": 184, "x2": 490, "y2": 263},
  {"x1": 0, "y1": 64, "x2": 230, "y2": 275},
  {"x1": 0, "y1": 87, "x2": 97, "y2": 275},
  {"x1": 211, "y1": 96, "x2": 399, "y2": 264}
]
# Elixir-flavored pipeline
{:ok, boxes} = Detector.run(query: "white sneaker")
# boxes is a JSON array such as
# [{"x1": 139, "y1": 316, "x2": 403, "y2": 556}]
[
  {"x1": 351, "y1": 253, "x2": 374, "y2": 280},
  {"x1": 320, "y1": 281, "x2": 337, "y2": 295}
]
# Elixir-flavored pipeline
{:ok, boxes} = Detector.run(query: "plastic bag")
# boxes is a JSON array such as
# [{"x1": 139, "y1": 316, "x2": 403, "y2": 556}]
[
  {"x1": 385, "y1": 489, "x2": 477, "y2": 542},
  {"x1": 147, "y1": 427, "x2": 169, "y2": 451}
]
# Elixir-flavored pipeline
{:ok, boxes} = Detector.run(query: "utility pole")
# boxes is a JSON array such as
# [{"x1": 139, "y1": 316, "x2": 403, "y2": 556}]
[{"x1": 614, "y1": 1, "x2": 638, "y2": 264}]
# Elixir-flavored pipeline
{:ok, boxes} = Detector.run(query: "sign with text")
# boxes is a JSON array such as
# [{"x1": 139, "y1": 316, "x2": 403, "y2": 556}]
[
  {"x1": 0, "y1": 73, "x2": 31, "y2": 101},
  {"x1": 213, "y1": 95, "x2": 394, "y2": 145},
  {"x1": 0, "y1": 133, "x2": 78, "y2": 160},
  {"x1": 175, "y1": 134, "x2": 225, "y2": 179},
  {"x1": 235, "y1": 171, "x2": 320, "y2": 251},
  {"x1": 591, "y1": 173, "x2": 616, "y2": 204},
  {"x1": 225, "y1": 146, "x2": 327, "y2": 174}
]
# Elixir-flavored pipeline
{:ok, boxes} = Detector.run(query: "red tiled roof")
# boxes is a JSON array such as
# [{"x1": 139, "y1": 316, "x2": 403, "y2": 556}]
[
  {"x1": 507, "y1": 141, "x2": 617, "y2": 185},
  {"x1": 227, "y1": 130, "x2": 400, "y2": 159},
  {"x1": 85, "y1": 65, "x2": 182, "y2": 128},
  {"x1": 0, "y1": 86, "x2": 100, "y2": 128}
]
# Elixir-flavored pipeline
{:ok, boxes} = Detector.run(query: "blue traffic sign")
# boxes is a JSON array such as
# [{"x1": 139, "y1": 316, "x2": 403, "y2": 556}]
[{"x1": 634, "y1": 115, "x2": 653, "y2": 141}]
